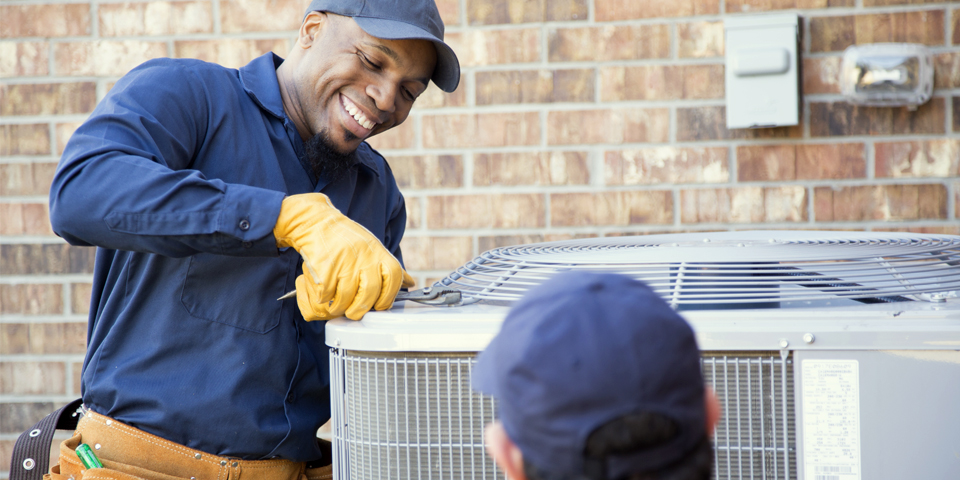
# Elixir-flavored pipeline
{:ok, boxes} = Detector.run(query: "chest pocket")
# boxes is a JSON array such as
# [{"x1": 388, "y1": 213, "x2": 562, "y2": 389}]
[{"x1": 181, "y1": 253, "x2": 295, "y2": 333}]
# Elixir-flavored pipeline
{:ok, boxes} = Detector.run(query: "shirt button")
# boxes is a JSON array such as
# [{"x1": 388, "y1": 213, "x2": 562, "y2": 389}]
[
  {"x1": 238, "y1": 219, "x2": 250, "y2": 231},
  {"x1": 287, "y1": 393, "x2": 295, "y2": 402},
  {"x1": 242, "y1": 241, "x2": 252, "y2": 249}
]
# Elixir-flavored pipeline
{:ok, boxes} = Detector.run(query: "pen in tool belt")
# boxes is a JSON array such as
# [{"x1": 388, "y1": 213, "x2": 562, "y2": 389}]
[
  {"x1": 278, "y1": 286, "x2": 462, "y2": 306},
  {"x1": 76, "y1": 443, "x2": 104, "y2": 469}
]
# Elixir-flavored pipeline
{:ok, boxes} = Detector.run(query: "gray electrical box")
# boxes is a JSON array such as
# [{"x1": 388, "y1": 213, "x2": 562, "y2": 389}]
[{"x1": 725, "y1": 14, "x2": 800, "y2": 129}]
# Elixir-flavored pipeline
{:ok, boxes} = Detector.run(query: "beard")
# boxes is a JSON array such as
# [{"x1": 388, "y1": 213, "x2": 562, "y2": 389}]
[{"x1": 304, "y1": 129, "x2": 359, "y2": 184}]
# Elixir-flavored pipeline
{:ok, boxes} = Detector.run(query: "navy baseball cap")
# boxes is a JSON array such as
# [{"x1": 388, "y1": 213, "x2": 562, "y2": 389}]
[
  {"x1": 305, "y1": 0, "x2": 460, "y2": 92},
  {"x1": 472, "y1": 272, "x2": 706, "y2": 478}
]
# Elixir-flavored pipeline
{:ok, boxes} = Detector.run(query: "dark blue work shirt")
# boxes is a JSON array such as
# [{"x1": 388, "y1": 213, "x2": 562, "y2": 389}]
[{"x1": 49, "y1": 53, "x2": 407, "y2": 462}]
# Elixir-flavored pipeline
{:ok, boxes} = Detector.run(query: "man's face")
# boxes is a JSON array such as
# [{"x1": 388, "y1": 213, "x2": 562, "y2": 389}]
[{"x1": 293, "y1": 13, "x2": 437, "y2": 154}]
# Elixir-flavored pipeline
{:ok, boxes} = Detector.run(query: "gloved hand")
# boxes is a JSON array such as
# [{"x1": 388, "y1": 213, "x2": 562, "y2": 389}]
[{"x1": 274, "y1": 193, "x2": 415, "y2": 321}]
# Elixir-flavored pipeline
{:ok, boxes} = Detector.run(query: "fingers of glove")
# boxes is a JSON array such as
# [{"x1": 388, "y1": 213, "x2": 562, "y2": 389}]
[
  {"x1": 402, "y1": 269, "x2": 416, "y2": 289},
  {"x1": 345, "y1": 268, "x2": 382, "y2": 320},
  {"x1": 299, "y1": 259, "x2": 336, "y2": 304},
  {"x1": 325, "y1": 276, "x2": 356, "y2": 320},
  {"x1": 295, "y1": 274, "x2": 336, "y2": 321},
  {"x1": 373, "y1": 260, "x2": 405, "y2": 311}
]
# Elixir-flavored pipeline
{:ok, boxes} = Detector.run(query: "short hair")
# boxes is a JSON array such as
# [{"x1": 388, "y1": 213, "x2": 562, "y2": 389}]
[{"x1": 522, "y1": 412, "x2": 713, "y2": 480}]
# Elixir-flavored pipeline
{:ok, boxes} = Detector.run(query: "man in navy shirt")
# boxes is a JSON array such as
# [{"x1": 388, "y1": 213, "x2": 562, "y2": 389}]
[{"x1": 43, "y1": 0, "x2": 459, "y2": 478}]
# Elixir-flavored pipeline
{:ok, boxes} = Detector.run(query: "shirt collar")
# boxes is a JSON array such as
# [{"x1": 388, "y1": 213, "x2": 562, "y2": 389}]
[
  {"x1": 239, "y1": 52, "x2": 286, "y2": 120},
  {"x1": 240, "y1": 52, "x2": 381, "y2": 177}
]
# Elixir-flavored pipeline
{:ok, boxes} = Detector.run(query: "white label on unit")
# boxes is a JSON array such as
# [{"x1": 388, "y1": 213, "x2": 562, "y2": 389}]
[{"x1": 801, "y1": 360, "x2": 861, "y2": 480}]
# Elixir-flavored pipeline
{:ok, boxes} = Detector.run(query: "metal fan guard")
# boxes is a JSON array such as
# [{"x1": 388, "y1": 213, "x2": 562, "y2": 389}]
[{"x1": 435, "y1": 231, "x2": 960, "y2": 308}]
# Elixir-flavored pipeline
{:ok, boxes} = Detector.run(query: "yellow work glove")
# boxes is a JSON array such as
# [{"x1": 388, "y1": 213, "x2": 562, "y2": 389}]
[{"x1": 273, "y1": 193, "x2": 415, "y2": 321}]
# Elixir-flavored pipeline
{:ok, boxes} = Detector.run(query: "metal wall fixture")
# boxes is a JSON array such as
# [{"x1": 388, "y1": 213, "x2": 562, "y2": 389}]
[
  {"x1": 840, "y1": 43, "x2": 934, "y2": 109},
  {"x1": 724, "y1": 14, "x2": 800, "y2": 129}
]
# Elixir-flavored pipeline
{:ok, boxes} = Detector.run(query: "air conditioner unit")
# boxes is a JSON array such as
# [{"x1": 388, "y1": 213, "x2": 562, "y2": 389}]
[{"x1": 325, "y1": 231, "x2": 960, "y2": 480}]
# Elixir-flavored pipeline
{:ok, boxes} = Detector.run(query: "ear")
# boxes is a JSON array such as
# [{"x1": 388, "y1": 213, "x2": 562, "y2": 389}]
[
  {"x1": 484, "y1": 421, "x2": 527, "y2": 480},
  {"x1": 704, "y1": 386, "x2": 721, "y2": 437},
  {"x1": 297, "y1": 11, "x2": 327, "y2": 49}
]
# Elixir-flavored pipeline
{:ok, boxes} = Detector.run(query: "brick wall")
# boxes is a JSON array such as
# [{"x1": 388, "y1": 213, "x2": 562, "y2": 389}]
[{"x1": 1, "y1": 0, "x2": 958, "y2": 475}]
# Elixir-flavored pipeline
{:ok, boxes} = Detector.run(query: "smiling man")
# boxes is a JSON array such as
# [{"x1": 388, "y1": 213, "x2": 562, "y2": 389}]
[{"x1": 39, "y1": 0, "x2": 458, "y2": 479}]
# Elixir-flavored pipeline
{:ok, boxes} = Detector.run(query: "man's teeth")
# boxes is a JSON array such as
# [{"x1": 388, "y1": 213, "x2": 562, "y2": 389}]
[{"x1": 344, "y1": 100, "x2": 376, "y2": 130}]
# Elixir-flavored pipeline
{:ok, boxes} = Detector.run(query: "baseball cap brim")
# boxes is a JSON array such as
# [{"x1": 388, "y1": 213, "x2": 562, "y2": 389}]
[{"x1": 353, "y1": 16, "x2": 460, "y2": 93}]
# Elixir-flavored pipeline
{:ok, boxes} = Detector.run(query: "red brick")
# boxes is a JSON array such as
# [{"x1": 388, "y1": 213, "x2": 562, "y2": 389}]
[
  {"x1": 0, "y1": 361, "x2": 66, "y2": 395},
  {"x1": 875, "y1": 140, "x2": 960, "y2": 178},
  {"x1": 0, "y1": 402, "x2": 57, "y2": 433},
  {"x1": 605, "y1": 147, "x2": 728, "y2": 185},
  {"x1": 72, "y1": 363, "x2": 83, "y2": 395},
  {"x1": 814, "y1": 184, "x2": 947, "y2": 221},
  {"x1": 954, "y1": 10, "x2": 960, "y2": 45},
  {"x1": 595, "y1": 0, "x2": 719, "y2": 21},
  {"x1": 0, "y1": 83, "x2": 97, "y2": 116},
  {"x1": 406, "y1": 197, "x2": 422, "y2": 230},
  {"x1": 422, "y1": 112, "x2": 540, "y2": 148},
  {"x1": 549, "y1": 25, "x2": 671, "y2": 62},
  {"x1": 810, "y1": 11, "x2": 945, "y2": 53},
  {"x1": 727, "y1": 0, "x2": 853, "y2": 13},
  {"x1": 0, "y1": 41, "x2": 49, "y2": 77},
  {"x1": 957, "y1": 181, "x2": 960, "y2": 219},
  {"x1": 474, "y1": 151, "x2": 590, "y2": 186},
  {"x1": 477, "y1": 69, "x2": 594, "y2": 105},
  {"x1": 681, "y1": 187, "x2": 807, "y2": 224},
  {"x1": 412, "y1": 82, "x2": 467, "y2": 109},
  {"x1": 677, "y1": 106, "x2": 802, "y2": 141},
  {"x1": 796, "y1": 144, "x2": 866, "y2": 180},
  {"x1": 737, "y1": 144, "x2": 865, "y2": 181},
  {"x1": 0, "y1": 244, "x2": 96, "y2": 276},
  {"x1": 18, "y1": 204, "x2": 54, "y2": 238},
  {"x1": 71, "y1": 283, "x2": 92, "y2": 315},
  {"x1": 737, "y1": 145, "x2": 796, "y2": 182},
  {"x1": 0, "y1": 203, "x2": 53, "y2": 236},
  {"x1": 810, "y1": 99, "x2": 945, "y2": 137},
  {"x1": 863, "y1": 0, "x2": 948, "y2": 5},
  {"x1": 0, "y1": 284, "x2": 62, "y2": 315},
  {"x1": 934, "y1": 52, "x2": 960, "y2": 89},
  {"x1": 601, "y1": 65, "x2": 723, "y2": 101},
  {"x1": 54, "y1": 41, "x2": 168, "y2": 76},
  {"x1": 802, "y1": 56, "x2": 842, "y2": 94},
  {"x1": 175, "y1": 39, "x2": 287, "y2": 69},
  {"x1": 0, "y1": 322, "x2": 85, "y2": 355},
  {"x1": 220, "y1": 0, "x2": 304, "y2": 33},
  {"x1": 436, "y1": 0, "x2": 460, "y2": 26},
  {"x1": 100, "y1": 1, "x2": 213, "y2": 36},
  {"x1": 0, "y1": 3, "x2": 91, "y2": 38},
  {"x1": 399, "y1": 236, "x2": 473, "y2": 271},
  {"x1": 954, "y1": 97, "x2": 960, "y2": 133},
  {"x1": 678, "y1": 22, "x2": 724, "y2": 58},
  {"x1": 1, "y1": 124, "x2": 50, "y2": 156},
  {"x1": 427, "y1": 194, "x2": 545, "y2": 229},
  {"x1": 388, "y1": 155, "x2": 463, "y2": 189},
  {"x1": 468, "y1": 0, "x2": 588, "y2": 25},
  {"x1": 551, "y1": 191, "x2": 673, "y2": 227},
  {"x1": 548, "y1": 108, "x2": 670, "y2": 145},
  {"x1": 56, "y1": 122, "x2": 83, "y2": 155},
  {"x1": 0, "y1": 162, "x2": 58, "y2": 196},
  {"x1": 365, "y1": 119, "x2": 416, "y2": 151},
  {"x1": 445, "y1": 29, "x2": 541, "y2": 66}
]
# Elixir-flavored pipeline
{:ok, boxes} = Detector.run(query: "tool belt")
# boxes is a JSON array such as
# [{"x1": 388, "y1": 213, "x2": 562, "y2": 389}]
[{"x1": 10, "y1": 400, "x2": 331, "y2": 480}]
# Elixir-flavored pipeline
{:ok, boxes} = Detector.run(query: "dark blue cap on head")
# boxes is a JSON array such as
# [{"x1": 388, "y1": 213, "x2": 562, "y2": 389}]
[
  {"x1": 304, "y1": 0, "x2": 460, "y2": 92},
  {"x1": 472, "y1": 272, "x2": 705, "y2": 478}
]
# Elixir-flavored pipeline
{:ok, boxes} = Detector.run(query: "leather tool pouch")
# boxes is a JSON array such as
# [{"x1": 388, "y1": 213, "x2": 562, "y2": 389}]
[{"x1": 10, "y1": 398, "x2": 84, "y2": 480}]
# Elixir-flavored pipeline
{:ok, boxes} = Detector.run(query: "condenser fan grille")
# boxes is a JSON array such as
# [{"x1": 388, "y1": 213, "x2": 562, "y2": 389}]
[
  {"x1": 437, "y1": 231, "x2": 960, "y2": 308},
  {"x1": 330, "y1": 350, "x2": 796, "y2": 480}
]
